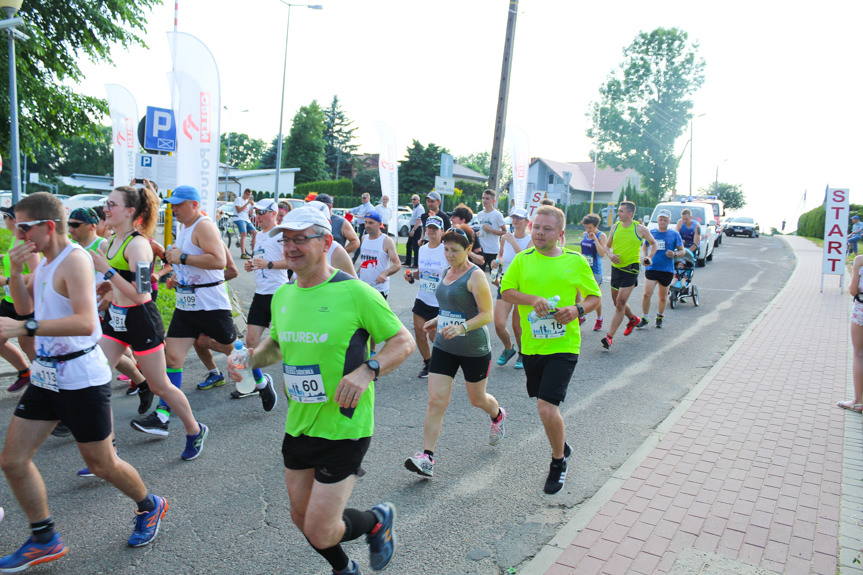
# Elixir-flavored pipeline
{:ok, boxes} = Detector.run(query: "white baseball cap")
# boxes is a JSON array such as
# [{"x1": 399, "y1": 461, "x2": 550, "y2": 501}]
[{"x1": 269, "y1": 206, "x2": 332, "y2": 236}]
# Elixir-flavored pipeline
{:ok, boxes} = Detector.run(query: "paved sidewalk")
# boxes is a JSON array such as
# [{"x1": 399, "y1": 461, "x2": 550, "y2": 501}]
[{"x1": 523, "y1": 236, "x2": 861, "y2": 575}]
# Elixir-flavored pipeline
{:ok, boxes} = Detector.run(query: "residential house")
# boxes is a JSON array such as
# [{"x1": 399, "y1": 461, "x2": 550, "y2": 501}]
[{"x1": 528, "y1": 158, "x2": 641, "y2": 208}]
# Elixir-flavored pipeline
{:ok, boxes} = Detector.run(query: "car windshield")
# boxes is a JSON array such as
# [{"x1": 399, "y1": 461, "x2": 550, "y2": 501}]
[
  {"x1": 651, "y1": 205, "x2": 707, "y2": 224},
  {"x1": 733, "y1": 217, "x2": 755, "y2": 224}
]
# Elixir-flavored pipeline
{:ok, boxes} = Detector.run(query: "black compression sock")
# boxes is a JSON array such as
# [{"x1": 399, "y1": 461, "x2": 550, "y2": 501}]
[
  {"x1": 341, "y1": 508, "x2": 378, "y2": 541},
  {"x1": 424, "y1": 449, "x2": 434, "y2": 460},
  {"x1": 136, "y1": 493, "x2": 156, "y2": 513},
  {"x1": 307, "y1": 536, "x2": 350, "y2": 571},
  {"x1": 30, "y1": 517, "x2": 55, "y2": 544}
]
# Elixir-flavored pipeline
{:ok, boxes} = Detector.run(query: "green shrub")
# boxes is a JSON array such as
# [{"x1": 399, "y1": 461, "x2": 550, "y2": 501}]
[{"x1": 294, "y1": 179, "x2": 353, "y2": 198}]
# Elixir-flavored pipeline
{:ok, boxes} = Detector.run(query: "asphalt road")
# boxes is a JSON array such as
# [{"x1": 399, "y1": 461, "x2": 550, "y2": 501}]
[{"x1": 0, "y1": 233, "x2": 793, "y2": 575}]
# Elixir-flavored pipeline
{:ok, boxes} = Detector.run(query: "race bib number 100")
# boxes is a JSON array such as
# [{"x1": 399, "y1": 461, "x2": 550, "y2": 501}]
[{"x1": 283, "y1": 364, "x2": 328, "y2": 404}]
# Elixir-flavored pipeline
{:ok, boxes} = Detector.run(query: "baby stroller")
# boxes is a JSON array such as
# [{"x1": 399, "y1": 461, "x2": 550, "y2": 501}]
[{"x1": 669, "y1": 248, "x2": 699, "y2": 308}]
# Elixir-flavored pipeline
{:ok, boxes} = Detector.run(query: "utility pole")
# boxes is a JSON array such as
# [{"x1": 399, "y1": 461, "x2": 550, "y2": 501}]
[{"x1": 487, "y1": 0, "x2": 518, "y2": 193}]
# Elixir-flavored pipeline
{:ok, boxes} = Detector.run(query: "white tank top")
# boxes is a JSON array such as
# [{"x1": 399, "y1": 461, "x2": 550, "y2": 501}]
[
  {"x1": 175, "y1": 217, "x2": 230, "y2": 311},
  {"x1": 33, "y1": 243, "x2": 111, "y2": 390},
  {"x1": 358, "y1": 234, "x2": 389, "y2": 293},
  {"x1": 252, "y1": 230, "x2": 288, "y2": 295},
  {"x1": 416, "y1": 243, "x2": 446, "y2": 307},
  {"x1": 327, "y1": 241, "x2": 337, "y2": 264},
  {"x1": 502, "y1": 234, "x2": 532, "y2": 273}
]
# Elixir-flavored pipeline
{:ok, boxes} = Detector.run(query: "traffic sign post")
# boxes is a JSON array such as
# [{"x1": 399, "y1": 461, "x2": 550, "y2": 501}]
[
  {"x1": 144, "y1": 106, "x2": 177, "y2": 153},
  {"x1": 435, "y1": 176, "x2": 455, "y2": 195}
]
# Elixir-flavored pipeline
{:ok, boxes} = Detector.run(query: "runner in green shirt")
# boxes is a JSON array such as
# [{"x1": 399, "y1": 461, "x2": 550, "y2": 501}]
[
  {"x1": 228, "y1": 206, "x2": 414, "y2": 575},
  {"x1": 501, "y1": 205, "x2": 601, "y2": 494}
]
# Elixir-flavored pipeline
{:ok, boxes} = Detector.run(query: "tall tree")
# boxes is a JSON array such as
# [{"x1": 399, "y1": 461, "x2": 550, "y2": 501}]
[
  {"x1": 0, "y1": 0, "x2": 159, "y2": 160},
  {"x1": 323, "y1": 96, "x2": 359, "y2": 180},
  {"x1": 701, "y1": 181, "x2": 746, "y2": 210},
  {"x1": 588, "y1": 27, "x2": 705, "y2": 198},
  {"x1": 220, "y1": 133, "x2": 267, "y2": 170},
  {"x1": 257, "y1": 135, "x2": 282, "y2": 170},
  {"x1": 285, "y1": 101, "x2": 328, "y2": 184},
  {"x1": 400, "y1": 141, "x2": 449, "y2": 195}
]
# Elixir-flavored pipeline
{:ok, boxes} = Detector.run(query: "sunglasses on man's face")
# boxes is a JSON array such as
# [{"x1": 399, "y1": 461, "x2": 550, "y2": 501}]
[
  {"x1": 68, "y1": 221, "x2": 85, "y2": 228},
  {"x1": 16, "y1": 219, "x2": 59, "y2": 233}
]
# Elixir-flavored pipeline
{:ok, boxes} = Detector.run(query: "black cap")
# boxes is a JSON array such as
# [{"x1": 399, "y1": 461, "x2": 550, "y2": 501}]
[
  {"x1": 316, "y1": 193, "x2": 333, "y2": 205},
  {"x1": 0, "y1": 206, "x2": 14, "y2": 219}
]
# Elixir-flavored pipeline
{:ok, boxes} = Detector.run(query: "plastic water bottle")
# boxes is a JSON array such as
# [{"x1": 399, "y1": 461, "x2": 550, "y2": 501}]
[
  {"x1": 527, "y1": 295, "x2": 561, "y2": 323},
  {"x1": 229, "y1": 340, "x2": 256, "y2": 394}
]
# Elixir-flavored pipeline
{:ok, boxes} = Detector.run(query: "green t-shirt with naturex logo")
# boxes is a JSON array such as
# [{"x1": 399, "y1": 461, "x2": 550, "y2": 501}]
[{"x1": 270, "y1": 270, "x2": 402, "y2": 440}]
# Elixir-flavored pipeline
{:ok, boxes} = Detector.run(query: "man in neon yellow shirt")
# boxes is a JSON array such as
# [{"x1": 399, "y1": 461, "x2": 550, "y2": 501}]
[
  {"x1": 228, "y1": 206, "x2": 414, "y2": 575},
  {"x1": 601, "y1": 201, "x2": 657, "y2": 349},
  {"x1": 501, "y1": 205, "x2": 601, "y2": 494}
]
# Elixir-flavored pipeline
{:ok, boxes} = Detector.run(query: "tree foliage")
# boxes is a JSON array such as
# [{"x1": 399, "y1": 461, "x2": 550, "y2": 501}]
[
  {"x1": 0, "y1": 0, "x2": 159, "y2": 160},
  {"x1": 399, "y1": 141, "x2": 449, "y2": 195},
  {"x1": 323, "y1": 96, "x2": 358, "y2": 180},
  {"x1": 588, "y1": 27, "x2": 705, "y2": 198},
  {"x1": 258, "y1": 135, "x2": 282, "y2": 170},
  {"x1": 220, "y1": 132, "x2": 267, "y2": 170},
  {"x1": 701, "y1": 181, "x2": 746, "y2": 210},
  {"x1": 284, "y1": 101, "x2": 328, "y2": 184}
]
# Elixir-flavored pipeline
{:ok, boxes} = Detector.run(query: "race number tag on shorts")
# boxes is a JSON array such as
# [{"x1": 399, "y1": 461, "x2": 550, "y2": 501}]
[
  {"x1": 531, "y1": 315, "x2": 566, "y2": 339},
  {"x1": 419, "y1": 270, "x2": 440, "y2": 293},
  {"x1": 3, "y1": 285, "x2": 9, "y2": 298},
  {"x1": 176, "y1": 286, "x2": 197, "y2": 311},
  {"x1": 584, "y1": 255, "x2": 594, "y2": 266},
  {"x1": 108, "y1": 305, "x2": 128, "y2": 332},
  {"x1": 656, "y1": 240, "x2": 666, "y2": 251},
  {"x1": 31, "y1": 359, "x2": 59, "y2": 392},
  {"x1": 282, "y1": 364, "x2": 328, "y2": 404},
  {"x1": 437, "y1": 309, "x2": 466, "y2": 336}
]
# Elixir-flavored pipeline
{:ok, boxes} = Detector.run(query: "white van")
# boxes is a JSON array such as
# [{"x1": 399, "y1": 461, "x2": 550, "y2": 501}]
[{"x1": 646, "y1": 202, "x2": 717, "y2": 267}]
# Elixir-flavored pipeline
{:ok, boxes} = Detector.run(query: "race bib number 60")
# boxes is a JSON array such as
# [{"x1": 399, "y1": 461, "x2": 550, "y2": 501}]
[{"x1": 283, "y1": 364, "x2": 328, "y2": 404}]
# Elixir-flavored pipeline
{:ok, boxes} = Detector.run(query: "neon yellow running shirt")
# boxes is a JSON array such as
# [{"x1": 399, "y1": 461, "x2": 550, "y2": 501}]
[{"x1": 610, "y1": 221, "x2": 642, "y2": 269}]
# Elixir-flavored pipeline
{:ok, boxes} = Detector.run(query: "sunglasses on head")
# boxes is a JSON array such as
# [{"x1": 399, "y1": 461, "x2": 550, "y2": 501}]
[
  {"x1": 16, "y1": 219, "x2": 59, "y2": 232},
  {"x1": 448, "y1": 227, "x2": 468, "y2": 238}
]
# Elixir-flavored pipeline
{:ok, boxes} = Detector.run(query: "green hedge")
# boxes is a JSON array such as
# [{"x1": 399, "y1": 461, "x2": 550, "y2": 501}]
[
  {"x1": 294, "y1": 179, "x2": 353, "y2": 199},
  {"x1": 797, "y1": 203, "x2": 863, "y2": 239}
]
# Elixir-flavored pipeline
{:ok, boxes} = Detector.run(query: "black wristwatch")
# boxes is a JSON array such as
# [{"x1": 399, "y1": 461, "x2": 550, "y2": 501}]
[
  {"x1": 24, "y1": 319, "x2": 38, "y2": 337},
  {"x1": 576, "y1": 304, "x2": 585, "y2": 318},
  {"x1": 267, "y1": 261, "x2": 274, "y2": 270},
  {"x1": 180, "y1": 253, "x2": 188, "y2": 265},
  {"x1": 364, "y1": 359, "x2": 380, "y2": 380}
]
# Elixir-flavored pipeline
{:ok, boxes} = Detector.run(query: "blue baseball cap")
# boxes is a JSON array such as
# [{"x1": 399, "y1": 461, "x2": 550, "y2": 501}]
[
  {"x1": 854, "y1": 215, "x2": 860, "y2": 221},
  {"x1": 163, "y1": 185, "x2": 201, "y2": 204},
  {"x1": 365, "y1": 210, "x2": 383, "y2": 223}
]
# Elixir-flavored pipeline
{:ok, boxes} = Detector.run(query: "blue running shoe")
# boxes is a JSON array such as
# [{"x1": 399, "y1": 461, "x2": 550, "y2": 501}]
[
  {"x1": 367, "y1": 502, "x2": 397, "y2": 571},
  {"x1": 196, "y1": 371, "x2": 225, "y2": 390},
  {"x1": 128, "y1": 495, "x2": 168, "y2": 547},
  {"x1": 333, "y1": 559, "x2": 361, "y2": 575},
  {"x1": 77, "y1": 467, "x2": 94, "y2": 478},
  {"x1": 181, "y1": 423, "x2": 208, "y2": 461},
  {"x1": 514, "y1": 354, "x2": 524, "y2": 369},
  {"x1": 0, "y1": 534, "x2": 68, "y2": 572}
]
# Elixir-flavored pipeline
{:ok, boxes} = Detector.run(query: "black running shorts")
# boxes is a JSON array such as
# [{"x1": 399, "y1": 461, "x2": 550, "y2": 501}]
[
  {"x1": 15, "y1": 383, "x2": 112, "y2": 443},
  {"x1": 645, "y1": 270, "x2": 674, "y2": 287},
  {"x1": 411, "y1": 299, "x2": 438, "y2": 322},
  {"x1": 166, "y1": 308, "x2": 237, "y2": 345},
  {"x1": 523, "y1": 353, "x2": 579, "y2": 406},
  {"x1": 429, "y1": 347, "x2": 492, "y2": 383},
  {"x1": 281, "y1": 433, "x2": 371, "y2": 484},
  {"x1": 247, "y1": 293, "x2": 273, "y2": 328},
  {"x1": 101, "y1": 300, "x2": 164, "y2": 353},
  {"x1": 610, "y1": 264, "x2": 639, "y2": 290},
  {"x1": 0, "y1": 299, "x2": 33, "y2": 321}
]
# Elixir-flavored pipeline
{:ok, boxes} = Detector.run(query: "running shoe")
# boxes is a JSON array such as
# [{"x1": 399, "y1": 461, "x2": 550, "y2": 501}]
[
  {"x1": 593, "y1": 318, "x2": 603, "y2": 332},
  {"x1": 50, "y1": 423, "x2": 71, "y2": 438},
  {"x1": 131, "y1": 411, "x2": 170, "y2": 436},
  {"x1": 240, "y1": 253, "x2": 252, "y2": 260},
  {"x1": 259, "y1": 374, "x2": 277, "y2": 412},
  {"x1": 623, "y1": 316, "x2": 640, "y2": 336},
  {"x1": 0, "y1": 534, "x2": 68, "y2": 572},
  {"x1": 601, "y1": 335, "x2": 613, "y2": 349},
  {"x1": 128, "y1": 495, "x2": 168, "y2": 547},
  {"x1": 334, "y1": 559, "x2": 361, "y2": 575},
  {"x1": 196, "y1": 371, "x2": 226, "y2": 390},
  {"x1": 496, "y1": 348, "x2": 516, "y2": 366},
  {"x1": 636, "y1": 317, "x2": 649, "y2": 328},
  {"x1": 125, "y1": 383, "x2": 138, "y2": 396},
  {"x1": 514, "y1": 354, "x2": 524, "y2": 369},
  {"x1": 417, "y1": 361, "x2": 429, "y2": 379},
  {"x1": 230, "y1": 389, "x2": 259, "y2": 399},
  {"x1": 137, "y1": 383, "x2": 154, "y2": 415},
  {"x1": 7, "y1": 374, "x2": 29, "y2": 392},
  {"x1": 544, "y1": 459, "x2": 568, "y2": 494},
  {"x1": 367, "y1": 502, "x2": 397, "y2": 571},
  {"x1": 489, "y1": 407, "x2": 506, "y2": 446},
  {"x1": 181, "y1": 423, "x2": 208, "y2": 461},
  {"x1": 77, "y1": 466, "x2": 95, "y2": 478},
  {"x1": 656, "y1": 315, "x2": 663, "y2": 329},
  {"x1": 404, "y1": 452, "x2": 434, "y2": 477},
  {"x1": 120, "y1": 373, "x2": 132, "y2": 382}
]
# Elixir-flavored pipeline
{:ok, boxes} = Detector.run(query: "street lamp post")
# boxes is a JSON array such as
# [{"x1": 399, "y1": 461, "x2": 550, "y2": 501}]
[
  {"x1": 273, "y1": 2, "x2": 322, "y2": 201},
  {"x1": 0, "y1": 0, "x2": 27, "y2": 204},
  {"x1": 688, "y1": 113, "x2": 706, "y2": 197}
]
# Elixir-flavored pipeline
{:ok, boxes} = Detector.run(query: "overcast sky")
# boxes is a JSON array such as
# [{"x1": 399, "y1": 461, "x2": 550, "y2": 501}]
[{"x1": 76, "y1": 0, "x2": 863, "y2": 230}]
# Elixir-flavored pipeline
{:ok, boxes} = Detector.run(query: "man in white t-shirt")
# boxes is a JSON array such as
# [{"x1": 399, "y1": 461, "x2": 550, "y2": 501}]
[
  {"x1": 375, "y1": 194, "x2": 393, "y2": 237},
  {"x1": 472, "y1": 188, "x2": 506, "y2": 271},
  {"x1": 233, "y1": 188, "x2": 257, "y2": 259}
]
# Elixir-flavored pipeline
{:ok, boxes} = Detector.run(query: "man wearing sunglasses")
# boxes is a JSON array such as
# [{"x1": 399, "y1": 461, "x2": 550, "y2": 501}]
[
  {"x1": 0, "y1": 193, "x2": 169, "y2": 570},
  {"x1": 228, "y1": 206, "x2": 414, "y2": 575},
  {"x1": 67, "y1": 207, "x2": 105, "y2": 254}
]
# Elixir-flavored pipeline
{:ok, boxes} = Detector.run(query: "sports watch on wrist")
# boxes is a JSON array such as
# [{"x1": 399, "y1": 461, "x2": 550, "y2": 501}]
[
  {"x1": 24, "y1": 319, "x2": 38, "y2": 337},
  {"x1": 267, "y1": 261, "x2": 274, "y2": 269},
  {"x1": 576, "y1": 304, "x2": 585, "y2": 318},
  {"x1": 364, "y1": 359, "x2": 380, "y2": 380},
  {"x1": 180, "y1": 253, "x2": 188, "y2": 265}
]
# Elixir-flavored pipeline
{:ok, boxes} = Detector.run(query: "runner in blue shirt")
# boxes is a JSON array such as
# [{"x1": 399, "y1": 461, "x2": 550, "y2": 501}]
[
  {"x1": 579, "y1": 214, "x2": 607, "y2": 332},
  {"x1": 637, "y1": 209, "x2": 684, "y2": 329}
]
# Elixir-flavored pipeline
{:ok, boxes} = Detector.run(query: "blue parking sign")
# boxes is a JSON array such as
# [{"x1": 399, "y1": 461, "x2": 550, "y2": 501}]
[{"x1": 145, "y1": 107, "x2": 176, "y2": 152}]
